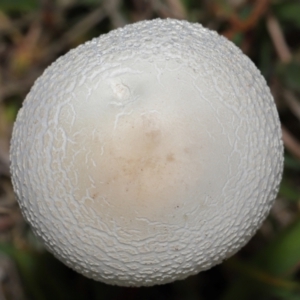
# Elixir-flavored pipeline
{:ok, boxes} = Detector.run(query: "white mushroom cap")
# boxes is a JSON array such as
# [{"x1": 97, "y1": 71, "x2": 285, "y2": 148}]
[{"x1": 10, "y1": 18, "x2": 283, "y2": 286}]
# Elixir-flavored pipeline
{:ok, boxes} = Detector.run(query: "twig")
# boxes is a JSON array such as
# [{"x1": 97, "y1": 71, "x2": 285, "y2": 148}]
[
  {"x1": 103, "y1": 0, "x2": 127, "y2": 28},
  {"x1": 165, "y1": 0, "x2": 187, "y2": 19},
  {"x1": 284, "y1": 90, "x2": 300, "y2": 122},
  {"x1": 10, "y1": 21, "x2": 43, "y2": 74},
  {"x1": 266, "y1": 14, "x2": 300, "y2": 160},
  {"x1": 225, "y1": 258, "x2": 300, "y2": 291},
  {"x1": 0, "y1": 3, "x2": 124, "y2": 103},
  {"x1": 282, "y1": 125, "x2": 300, "y2": 160},
  {"x1": 44, "y1": 5, "x2": 107, "y2": 59},
  {"x1": 230, "y1": 0, "x2": 270, "y2": 31},
  {"x1": 0, "y1": 11, "x2": 14, "y2": 33},
  {"x1": 212, "y1": 0, "x2": 270, "y2": 36},
  {"x1": 266, "y1": 13, "x2": 292, "y2": 63}
]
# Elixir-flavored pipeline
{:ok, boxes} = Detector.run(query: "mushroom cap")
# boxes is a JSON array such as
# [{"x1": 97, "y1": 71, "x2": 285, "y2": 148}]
[{"x1": 10, "y1": 19, "x2": 283, "y2": 286}]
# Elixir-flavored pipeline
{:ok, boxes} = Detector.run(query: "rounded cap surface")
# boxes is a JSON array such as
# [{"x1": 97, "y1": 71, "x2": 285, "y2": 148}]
[{"x1": 10, "y1": 19, "x2": 283, "y2": 286}]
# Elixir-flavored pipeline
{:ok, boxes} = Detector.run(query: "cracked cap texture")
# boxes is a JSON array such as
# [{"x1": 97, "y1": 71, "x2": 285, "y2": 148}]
[{"x1": 10, "y1": 18, "x2": 283, "y2": 286}]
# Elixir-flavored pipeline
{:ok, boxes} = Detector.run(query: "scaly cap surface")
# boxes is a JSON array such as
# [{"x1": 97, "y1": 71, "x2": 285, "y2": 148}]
[{"x1": 10, "y1": 19, "x2": 283, "y2": 286}]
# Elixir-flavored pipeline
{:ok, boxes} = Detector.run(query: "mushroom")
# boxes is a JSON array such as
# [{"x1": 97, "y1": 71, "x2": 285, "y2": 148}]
[{"x1": 10, "y1": 19, "x2": 283, "y2": 287}]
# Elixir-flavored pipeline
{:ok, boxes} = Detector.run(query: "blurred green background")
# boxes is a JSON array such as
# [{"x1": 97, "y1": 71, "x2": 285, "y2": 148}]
[{"x1": 0, "y1": 0, "x2": 300, "y2": 299}]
